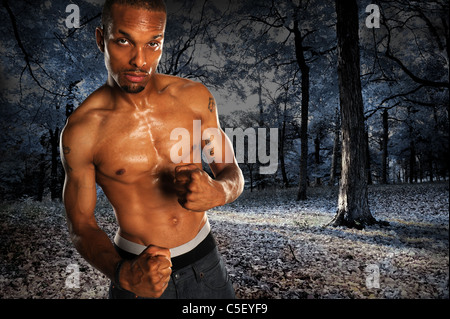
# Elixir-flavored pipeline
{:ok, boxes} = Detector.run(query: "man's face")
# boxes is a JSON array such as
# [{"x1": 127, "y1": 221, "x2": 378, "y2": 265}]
[{"x1": 99, "y1": 4, "x2": 166, "y2": 94}]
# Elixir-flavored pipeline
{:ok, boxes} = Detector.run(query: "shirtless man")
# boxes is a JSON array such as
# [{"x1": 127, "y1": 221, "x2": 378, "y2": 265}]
[{"x1": 60, "y1": 0, "x2": 244, "y2": 299}]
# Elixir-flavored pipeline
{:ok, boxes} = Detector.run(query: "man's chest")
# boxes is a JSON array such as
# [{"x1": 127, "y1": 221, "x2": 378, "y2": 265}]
[{"x1": 93, "y1": 109, "x2": 200, "y2": 181}]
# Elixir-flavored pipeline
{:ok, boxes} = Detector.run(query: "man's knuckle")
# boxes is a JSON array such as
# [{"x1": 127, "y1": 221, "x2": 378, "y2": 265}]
[{"x1": 192, "y1": 171, "x2": 202, "y2": 179}]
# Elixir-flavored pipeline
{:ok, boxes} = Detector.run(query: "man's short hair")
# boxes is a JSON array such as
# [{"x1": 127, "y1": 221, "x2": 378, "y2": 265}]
[{"x1": 101, "y1": 0, "x2": 167, "y2": 28}]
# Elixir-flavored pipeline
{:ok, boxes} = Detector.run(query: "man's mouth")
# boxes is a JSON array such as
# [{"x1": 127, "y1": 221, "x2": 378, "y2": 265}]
[{"x1": 124, "y1": 72, "x2": 148, "y2": 83}]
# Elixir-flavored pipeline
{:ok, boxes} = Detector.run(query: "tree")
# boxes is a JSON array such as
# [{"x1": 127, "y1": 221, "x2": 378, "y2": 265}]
[
  {"x1": 0, "y1": 0, "x2": 225, "y2": 200},
  {"x1": 361, "y1": 0, "x2": 449, "y2": 183},
  {"x1": 1, "y1": 0, "x2": 447, "y2": 199},
  {"x1": 229, "y1": 0, "x2": 336, "y2": 199},
  {"x1": 329, "y1": 0, "x2": 377, "y2": 229},
  {"x1": 160, "y1": 0, "x2": 223, "y2": 82}
]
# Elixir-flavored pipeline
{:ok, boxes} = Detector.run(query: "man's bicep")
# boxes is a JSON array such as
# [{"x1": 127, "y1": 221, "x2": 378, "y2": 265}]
[
  {"x1": 60, "y1": 124, "x2": 98, "y2": 230},
  {"x1": 207, "y1": 136, "x2": 239, "y2": 177},
  {"x1": 60, "y1": 123, "x2": 94, "y2": 173},
  {"x1": 63, "y1": 167, "x2": 97, "y2": 213},
  {"x1": 198, "y1": 90, "x2": 239, "y2": 175},
  {"x1": 201, "y1": 123, "x2": 239, "y2": 177}
]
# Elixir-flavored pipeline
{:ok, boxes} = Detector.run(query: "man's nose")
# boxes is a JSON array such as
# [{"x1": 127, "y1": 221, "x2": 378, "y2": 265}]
[{"x1": 130, "y1": 47, "x2": 146, "y2": 69}]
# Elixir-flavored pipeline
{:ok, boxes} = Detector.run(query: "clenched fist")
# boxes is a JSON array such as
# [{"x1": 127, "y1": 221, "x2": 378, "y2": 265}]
[
  {"x1": 119, "y1": 245, "x2": 172, "y2": 298},
  {"x1": 174, "y1": 164, "x2": 226, "y2": 212}
]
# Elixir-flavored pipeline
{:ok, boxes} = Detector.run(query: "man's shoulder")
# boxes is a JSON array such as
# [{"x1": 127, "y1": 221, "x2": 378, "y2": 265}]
[
  {"x1": 157, "y1": 74, "x2": 213, "y2": 118},
  {"x1": 157, "y1": 74, "x2": 210, "y2": 98},
  {"x1": 62, "y1": 86, "x2": 111, "y2": 141},
  {"x1": 68, "y1": 86, "x2": 112, "y2": 121}
]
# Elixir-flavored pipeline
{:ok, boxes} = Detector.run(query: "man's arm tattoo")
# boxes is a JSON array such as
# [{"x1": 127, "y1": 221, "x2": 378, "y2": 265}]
[
  {"x1": 205, "y1": 136, "x2": 215, "y2": 160},
  {"x1": 208, "y1": 97, "x2": 215, "y2": 113}
]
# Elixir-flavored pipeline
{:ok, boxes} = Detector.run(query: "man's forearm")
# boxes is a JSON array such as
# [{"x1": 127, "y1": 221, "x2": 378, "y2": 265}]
[
  {"x1": 70, "y1": 225, "x2": 121, "y2": 281},
  {"x1": 215, "y1": 164, "x2": 244, "y2": 206}
]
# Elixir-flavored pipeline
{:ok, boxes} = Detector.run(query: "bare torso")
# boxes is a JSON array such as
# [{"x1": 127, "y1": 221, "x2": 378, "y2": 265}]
[{"x1": 78, "y1": 74, "x2": 208, "y2": 248}]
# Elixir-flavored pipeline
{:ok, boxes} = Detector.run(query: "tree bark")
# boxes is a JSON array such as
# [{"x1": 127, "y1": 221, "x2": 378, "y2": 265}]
[
  {"x1": 329, "y1": 107, "x2": 340, "y2": 186},
  {"x1": 330, "y1": 0, "x2": 376, "y2": 229}
]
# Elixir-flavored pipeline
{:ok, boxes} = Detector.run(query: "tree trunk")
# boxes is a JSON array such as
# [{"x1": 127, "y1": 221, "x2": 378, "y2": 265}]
[
  {"x1": 293, "y1": 18, "x2": 310, "y2": 201},
  {"x1": 37, "y1": 153, "x2": 46, "y2": 202},
  {"x1": 49, "y1": 127, "x2": 60, "y2": 201},
  {"x1": 381, "y1": 109, "x2": 389, "y2": 184},
  {"x1": 256, "y1": 74, "x2": 266, "y2": 190},
  {"x1": 428, "y1": 151, "x2": 433, "y2": 182},
  {"x1": 409, "y1": 137, "x2": 416, "y2": 183},
  {"x1": 366, "y1": 130, "x2": 373, "y2": 185},
  {"x1": 314, "y1": 134, "x2": 321, "y2": 186},
  {"x1": 247, "y1": 164, "x2": 254, "y2": 192},
  {"x1": 330, "y1": 0, "x2": 377, "y2": 229},
  {"x1": 280, "y1": 115, "x2": 289, "y2": 188},
  {"x1": 296, "y1": 70, "x2": 309, "y2": 200},
  {"x1": 329, "y1": 107, "x2": 340, "y2": 186}
]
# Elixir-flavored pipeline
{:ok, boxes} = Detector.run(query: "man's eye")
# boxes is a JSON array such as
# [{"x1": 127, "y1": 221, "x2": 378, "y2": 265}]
[
  {"x1": 148, "y1": 42, "x2": 160, "y2": 48},
  {"x1": 117, "y1": 39, "x2": 129, "y2": 45}
]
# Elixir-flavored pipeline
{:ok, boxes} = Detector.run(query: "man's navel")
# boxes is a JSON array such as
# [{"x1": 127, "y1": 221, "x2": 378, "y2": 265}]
[{"x1": 116, "y1": 168, "x2": 126, "y2": 175}]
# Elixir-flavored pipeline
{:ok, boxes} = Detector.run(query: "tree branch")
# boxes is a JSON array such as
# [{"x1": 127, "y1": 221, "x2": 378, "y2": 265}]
[
  {"x1": 2, "y1": 0, "x2": 67, "y2": 96},
  {"x1": 385, "y1": 50, "x2": 449, "y2": 89}
]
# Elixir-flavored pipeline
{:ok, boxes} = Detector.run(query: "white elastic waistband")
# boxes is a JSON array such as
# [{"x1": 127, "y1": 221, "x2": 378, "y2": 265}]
[{"x1": 114, "y1": 219, "x2": 211, "y2": 258}]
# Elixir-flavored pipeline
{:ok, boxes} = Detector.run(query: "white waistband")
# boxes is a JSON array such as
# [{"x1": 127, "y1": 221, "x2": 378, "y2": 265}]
[{"x1": 114, "y1": 219, "x2": 211, "y2": 258}]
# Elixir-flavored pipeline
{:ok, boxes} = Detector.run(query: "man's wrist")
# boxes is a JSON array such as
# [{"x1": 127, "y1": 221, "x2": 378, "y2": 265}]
[{"x1": 214, "y1": 180, "x2": 229, "y2": 206}]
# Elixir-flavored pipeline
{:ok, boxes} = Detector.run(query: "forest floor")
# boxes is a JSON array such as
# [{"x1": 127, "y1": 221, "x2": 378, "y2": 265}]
[{"x1": 0, "y1": 182, "x2": 448, "y2": 299}]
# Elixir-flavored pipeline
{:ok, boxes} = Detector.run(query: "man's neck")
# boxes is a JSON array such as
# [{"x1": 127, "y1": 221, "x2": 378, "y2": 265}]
[{"x1": 107, "y1": 75, "x2": 160, "y2": 111}]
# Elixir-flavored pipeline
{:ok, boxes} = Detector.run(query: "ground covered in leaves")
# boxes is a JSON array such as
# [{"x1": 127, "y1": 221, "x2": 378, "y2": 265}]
[{"x1": 0, "y1": 182, "x2": 448, "y2": 299}]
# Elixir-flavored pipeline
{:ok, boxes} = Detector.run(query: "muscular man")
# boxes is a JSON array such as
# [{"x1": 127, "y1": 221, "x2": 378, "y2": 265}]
[{"x1": 60, "y1": 0, "x2": 244, "y2": 299}]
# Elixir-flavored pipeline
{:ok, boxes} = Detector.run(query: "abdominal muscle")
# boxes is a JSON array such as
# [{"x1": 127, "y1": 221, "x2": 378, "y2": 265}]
[{"x1": 101, "y1": 181, "x2": 207, "y2": 250}]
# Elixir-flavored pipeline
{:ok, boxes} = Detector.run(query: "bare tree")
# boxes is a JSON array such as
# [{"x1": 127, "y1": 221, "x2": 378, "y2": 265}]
[
  {"x1": 329, "y1": 0, "x2": 377, "y2": 229},
  {"x1": 244, "y1": 0, "x2": 335, "y2": 200}
]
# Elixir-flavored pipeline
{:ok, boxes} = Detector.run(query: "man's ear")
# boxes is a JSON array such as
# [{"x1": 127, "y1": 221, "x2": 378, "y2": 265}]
[{"x1": 95, "y1": 27, "x2": 105, "y2": 53}]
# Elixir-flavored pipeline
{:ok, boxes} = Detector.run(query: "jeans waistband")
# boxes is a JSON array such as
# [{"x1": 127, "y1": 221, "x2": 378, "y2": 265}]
[
  {"x1": 114, "y1": 232, "x2": 217, "y2": 272},
  {"x1": 114, "y1": 219, "x2": 211, "y2": 258},
  {"x1": 113, "y1": 220, "x2": 216, "y2": 271}
]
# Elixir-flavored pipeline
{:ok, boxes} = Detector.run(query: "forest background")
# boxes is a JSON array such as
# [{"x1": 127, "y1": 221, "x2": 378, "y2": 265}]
[
  {"x1": 0, "y1": 0, "x2": 448, "y2": 302},
  {"x1": 0, "y1": 0, "x2": 448, "y2": 200}
]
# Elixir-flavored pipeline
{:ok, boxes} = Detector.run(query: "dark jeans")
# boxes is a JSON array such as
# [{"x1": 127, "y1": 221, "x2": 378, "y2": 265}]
[{"x1": 109, "y1": 243, "x2": 235, "y2": 299}]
